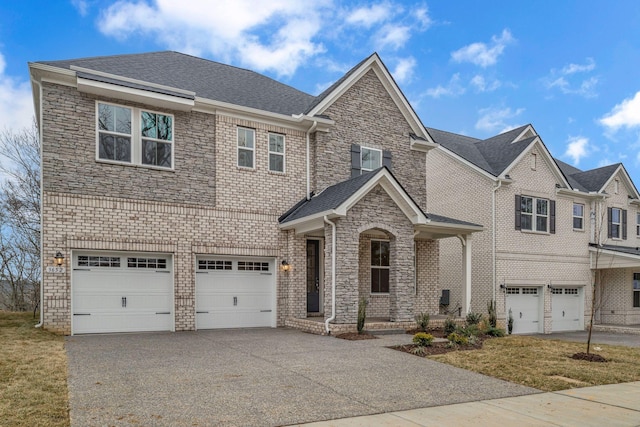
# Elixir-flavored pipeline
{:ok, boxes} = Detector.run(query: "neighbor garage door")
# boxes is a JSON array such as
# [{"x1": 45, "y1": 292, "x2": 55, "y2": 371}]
[
  {"x1": 552, "y1": 287, "x2": 583, "y2": 332},
  {"x1": 505, "y1": 287, "x2": 542, "y2": 334},
  {"x1": 72, "y1": 252, "x2": 173, "y2": 334},
  {"x1": 195, "y1": 257, "x2": 275, "y2": 329}
]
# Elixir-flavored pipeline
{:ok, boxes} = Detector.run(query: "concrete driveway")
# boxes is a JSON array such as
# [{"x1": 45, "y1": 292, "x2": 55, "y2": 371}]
[
  {"x1": 533, "y1": 330, "x2": 640, "y2": 347},
  {"x1": 66, "y1": 328, "x2": 537, "y2": 426}
]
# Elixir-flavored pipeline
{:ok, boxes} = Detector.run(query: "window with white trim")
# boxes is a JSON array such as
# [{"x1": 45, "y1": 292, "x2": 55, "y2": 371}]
[
  {"x1": 371, "y1": 240, "x2": 390, "y2": 293},
  {"x1": 611, "y1": 207, "x2": 621, "y2": 239},
  {"x1": 573, "y1": 203, "x2": 584, "y2": 230},
  {"x1": 634, "y1": 273, "x2": 640, "y2": 308},
  {"x1": 268, "y1": 133, "x2": 285, "y2": 172},
  {"x1": 521, "y1": 196, "x2": 548, "y2": 232},
  {"x1": 237, "y1": 127, "x2": 255, "y2": 168},
  {"x1": 97, "y1": 102, "x2": 173, "y2": 169},
  {"x1": 636, "y1": 212, "x2": 640, "y2": 237},
  {"x1": 361, "y1": 147, "x2": 382, "y2": 172}
]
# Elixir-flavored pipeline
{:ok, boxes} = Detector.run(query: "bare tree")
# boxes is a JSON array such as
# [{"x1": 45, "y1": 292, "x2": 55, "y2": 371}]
[{"x1": 0, "y1": 121, "x2": 40, "y2": 311}]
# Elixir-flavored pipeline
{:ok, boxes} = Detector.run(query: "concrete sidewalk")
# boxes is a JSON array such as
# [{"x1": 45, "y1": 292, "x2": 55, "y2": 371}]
[{"x1": 297, "y1": 381, "x2": 640, "y2": 426}]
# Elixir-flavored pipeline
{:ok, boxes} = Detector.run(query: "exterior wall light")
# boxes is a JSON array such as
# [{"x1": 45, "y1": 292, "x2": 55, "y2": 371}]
[
  {"x1": 54, "y1": 251, "x2": 65, "y2": 266},
  {"x1": 281, "y1": 260, "x2": 291, "y2": 272}
]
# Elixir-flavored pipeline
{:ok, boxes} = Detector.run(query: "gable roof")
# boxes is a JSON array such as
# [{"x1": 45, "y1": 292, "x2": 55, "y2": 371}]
[
  {"x1": 555, "y1": 160, "x2": 639, "y2": 198},
  {"x1": 279, "y1": 167, "x2": 482, "y2": 236},
  {"x1": 37, "y1": 51, "x2": 316, "y2": 116}
]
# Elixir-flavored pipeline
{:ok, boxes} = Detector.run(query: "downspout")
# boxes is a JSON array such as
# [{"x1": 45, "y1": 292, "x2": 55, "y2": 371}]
[
  {"x1": 492, "y1": 179, "x2": 502, "y2": 303},
  {"x1": 305, "y1": 121, "x2": 317, "y2": 200},
  {"x1": 323, "y1": 216, "x2": 336, "y2": 334},
  {"x1": 590, "y1": 199, "x2": 596, "y2": 244},
  {"x1": 31, "y1": 76, "x2": 44, "y2": 328}
]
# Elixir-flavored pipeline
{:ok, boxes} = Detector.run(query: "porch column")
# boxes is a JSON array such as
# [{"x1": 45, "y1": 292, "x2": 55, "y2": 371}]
[{"x1": 459, "y1": 234, "x2": 472, "y2": 315}]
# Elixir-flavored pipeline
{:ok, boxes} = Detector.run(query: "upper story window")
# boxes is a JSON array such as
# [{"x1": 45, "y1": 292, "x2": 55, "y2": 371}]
[
  {"x1": 608, "y1": 207, "x2": 627, "y2": 240},
  {"x1": 268, "y1": 133, "x2": 285, "y2": 173},
  {"x1": 636, "y1": 212, "x2": 640, "y2": 237},
  {"x1": 515, "y1": 195, "x2": 555, "y2": 234},
  {"x1": 97, "y1": 102, "x2": 173, "y2": 169},
  {"x1": 573, "y1": 203, "x2": 584, "y2": 230},
  {"x1": 371, "y1": 240, "x2": 390, "y2": 293},
  {"x1": 361, "y1": 147, "x2": 382, "y2": 172},
  {"x1": 237, "y1": 127, "x2": 255, "y2": 169},
  {"x1": 634, "y1": 273, "x2": 640, "y2": 308}
]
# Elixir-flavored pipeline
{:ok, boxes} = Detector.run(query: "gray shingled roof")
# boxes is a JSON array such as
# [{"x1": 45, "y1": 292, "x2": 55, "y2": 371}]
[
  {"x1": 569, "y1": 163, "x2": 621, "y2": 193},
  {"x1": 39, "y1": 51, "x2": 315, "y2": 116},
  {"x1": 279, "y1": 167, "x2": 481, "y2": 228},
  {"x1": 427, "y1": 125, "x2": 532, "y2": 176},
  {"x1": 595, "y1": 244, "x2": 640, "y2": 257},
  {"x1": 554, "y1": 159, "x2": 589, "y2": 191}
]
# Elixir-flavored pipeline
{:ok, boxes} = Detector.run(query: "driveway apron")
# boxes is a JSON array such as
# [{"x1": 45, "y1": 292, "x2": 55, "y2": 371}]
[{"x1": 66, "y1": 328, "x2": 537, "y2": 426}]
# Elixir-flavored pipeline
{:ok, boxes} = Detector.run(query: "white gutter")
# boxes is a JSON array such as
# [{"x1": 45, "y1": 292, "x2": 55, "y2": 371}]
[
  {"x1": 491, "y1": 180, "x2": 502, "y2": 303},
  {"x1": 323, "y1": 216, "x2": 336, "y2": 334},
  {"x1": 31, "y1": 76, "x2": 44, "y2": 328},
  {"x1": 306, "y1": 121, "x2": 317, "y2": 200}
]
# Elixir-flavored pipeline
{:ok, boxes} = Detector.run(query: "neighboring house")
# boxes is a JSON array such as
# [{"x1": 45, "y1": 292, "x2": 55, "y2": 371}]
[
  {"x1": 425, "y1": 125, "x2": 640, "y2": 333},
  {"x1": 29, "y1": 52, "x2": 481, "y2": 335}
]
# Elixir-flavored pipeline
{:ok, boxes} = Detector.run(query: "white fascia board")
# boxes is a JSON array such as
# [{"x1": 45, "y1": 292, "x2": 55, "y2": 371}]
[
  {"x1": 77, "y1": 78, "x2": 194, "y2": 112},
  {"x1": 29, "y1": 63, "x2": 76, "y2": 87},
  {"x1": 512, "y1": 124, "x2": 537, "y2": 142},
  {"x1": 599, "y1": 165, "x2": 640, "y2": 199},
  {"x1": 556, "y1": 188, "x2": 607, "y2": 200},
  {"x1": 435, "y1": 145, "x2": 498, "y2": 181},
  {"x1": 306, "y1": 55, "x2": 432, "y2": 142},
  {"x1": 278, "y1": 210, "x2": 340, "y2": 233},
  {"x1": 410, "y1": 138, "x2": 438, "y2": 152},
  {"x1": 502, "y1": 138, "x2": 571, "y2": 187},
  {"x1": 416, "y1": 221, "x2": 483, "y2": 236}
]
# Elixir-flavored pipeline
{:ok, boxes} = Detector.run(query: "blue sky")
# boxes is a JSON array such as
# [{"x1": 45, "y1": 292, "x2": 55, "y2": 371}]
[{"x1": 1, "y1": 1, "x2": 639, "y2": 186}]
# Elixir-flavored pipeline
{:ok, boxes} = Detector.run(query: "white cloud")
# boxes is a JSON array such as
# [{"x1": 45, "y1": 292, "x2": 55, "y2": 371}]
[
  {"x1": 0, "y1": 51, "x2": 34, "y2": 133},
  {"x1": 451, "y1": 29, "x2": 514, "y2": 67},
  {"x1": 374, "y1": 24, "x2": 411, "y2": 50},
  {"x1": 544, "y1": 58, "x2": 598, "y2": 98},
  {"x1": 71, "y1": 0, "x2": 89, "y2": 16},
  {"x1": 599, "y1": 91, "x2": 640, "y2": 132},
  {"x1": 561, "y1": 58, "x2": 595, "y2": 75},
  {"x1": 413, "y1": 7, "x2": 433, "y2": 30},
  {"x1": 564, "y1": 136, "x2": 590, "y2": 165},
  {"x1": 392, "y1": 57, "x2": 416, "y2": 84},
  {"x1": 475, "y1": 106, "x2": 524, "y2": 133},
  {"x1": 425, "y1": 73, "x2": 465, "y2": 98},
  {"x1": 345, "y1": 3, "x2": 392, "y2": 27},
  {"x1": 469, "y1": 74, "x2": 501, "y2": 92},
  {"x1": 98, "y1": 0, "x2": 330, "y2": 77}
]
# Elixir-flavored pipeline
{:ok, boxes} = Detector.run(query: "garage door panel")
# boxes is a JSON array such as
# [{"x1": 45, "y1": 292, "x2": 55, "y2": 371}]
[
  {"x1": 506, "y1": 288, "x2": 541, "y2": 334},
  {"x1": 552, "y1": 288, "x2": 583, "y2": 332},
  {"x1": 74, "y1": 312, "x2": 172, "y2": 334}
]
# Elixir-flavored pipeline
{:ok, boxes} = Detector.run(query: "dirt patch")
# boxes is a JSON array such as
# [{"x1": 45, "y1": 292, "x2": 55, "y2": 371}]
[
  {"x1": 571, "y1": 352, "x2": 608, "y2": 362},
  {"x1": 335, "y1": 332, "x2": 378, "y2": 340},
  {"x1": 549, "y1": 376, "x2": 589, "y2": 386}
]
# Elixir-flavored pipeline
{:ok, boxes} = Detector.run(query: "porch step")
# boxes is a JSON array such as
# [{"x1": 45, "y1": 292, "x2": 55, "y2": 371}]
[{"x1": 365, "y1": 328, "x2": 406, "y2": 335}]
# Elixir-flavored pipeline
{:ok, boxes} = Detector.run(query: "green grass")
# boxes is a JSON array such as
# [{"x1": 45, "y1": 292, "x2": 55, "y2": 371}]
[
  {"x1": 429, "y1": 335, "x2": 640, "y2": 391},
  {"x1": 0, "y1": 311, "x2": 69, "y2": 426}
]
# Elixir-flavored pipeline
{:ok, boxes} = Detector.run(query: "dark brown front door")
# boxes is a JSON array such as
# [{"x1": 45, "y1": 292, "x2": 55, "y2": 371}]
[{"x1": 306, "y1": 240, "x2": 320, "y2": 312}]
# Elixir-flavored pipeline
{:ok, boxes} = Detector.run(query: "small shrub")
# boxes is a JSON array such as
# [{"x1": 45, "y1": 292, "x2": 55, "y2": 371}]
[
  {"x1": 444, "y1": 317, "x2": 457, "y2": 335},
  {"x1": 508, "y1": 309, "x2": 514, "y2": 335},
  {"x1": 410, "y1": 346, "x2": 427, "y2": 356},
  {"x1": 357, "y1": 297, "x2": 368, "y2": 334},
  {"x1": 414, "y1": 312, "x2": 430, "y2": 332},
  {"x1": 485, "y1": 326, "x2": 506, "y2": 337},
  {"x1": 466, "y1": 311, "x2": 482, "y2": 326},
  {"x1": 447, "y1": 332, "x2": 468, "y2": 346},
  {"x1": 457, "y1": 323, "x2": 480, "y2": 338},
  {"x1": 412, "y1": 332, "x2": 434, "y2": 347},
  {"x1": 487, "y1": 300, "x2": 497, "y2": 328}
]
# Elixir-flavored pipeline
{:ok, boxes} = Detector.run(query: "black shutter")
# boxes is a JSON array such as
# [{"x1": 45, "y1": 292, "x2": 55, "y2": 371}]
[
  {"x1": 350, "y1": 144, "x2": 361, "y2": 178},
  {"x1": 623, "y1": 209, "x2": 628, "y2": 240},
  {"x1": 383, "y1": 150, "x2": 392, "y2": 171},
  {"x1": 515, "y1": 195, "x2": 521, "y2": 230},
  {"x1": 550, "y1": 200, "x2": 556, "y2": 234},
  {"x1": 607, "y1": 207, "x2": 613, "y2": 238}
]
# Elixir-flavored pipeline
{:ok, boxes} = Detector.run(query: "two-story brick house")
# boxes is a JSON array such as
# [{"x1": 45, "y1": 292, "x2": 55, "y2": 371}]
[
  {"x1": 425, "y1": 125, "x2": 640, "y2": 333},
  {"x1": 29, "y1": 52, "x2": 481, "y2": 335}
]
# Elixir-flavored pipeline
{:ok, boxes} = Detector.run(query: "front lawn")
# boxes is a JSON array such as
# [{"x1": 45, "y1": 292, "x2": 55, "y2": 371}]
[
  {"x1": 0, "y1": 311, "x2": 69, "y2": 426},
  {"x1": 428, "y1": 335, "x2": 640, "y2": 391}
]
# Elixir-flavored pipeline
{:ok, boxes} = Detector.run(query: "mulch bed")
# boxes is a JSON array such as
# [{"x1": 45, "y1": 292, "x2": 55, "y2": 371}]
[
  {"x1": 392, "y1": 336, "x2": 486, "y2": 356},
  {"x1": 405, "y1": 328, "x2": 448, "y2": 338},
  {"x1": 335, "y1": 332, "x2": 378, "y2": 340},
  {"x1": 571, "y1": 352, "x2": 608, "y2": 362}
]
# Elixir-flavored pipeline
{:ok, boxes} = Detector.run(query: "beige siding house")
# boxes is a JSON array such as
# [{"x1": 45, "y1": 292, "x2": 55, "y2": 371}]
[
  {"x1": 426, "y1": 125, "x2": 640, "y2": 333},
  {"x1": 30, "y1": 52, "x2": 481, "y2": 335}
]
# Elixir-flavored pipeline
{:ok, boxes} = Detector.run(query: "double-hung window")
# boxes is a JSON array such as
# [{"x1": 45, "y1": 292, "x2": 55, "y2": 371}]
[
  {"x1": 268, "y1": 133, "x2": 285, "y2": 172},
  {"x1": 371, "y1": 240, "x2": 390, "y2": 293},
  {"x1": 520, "y1": 196, "x2": 548, "y2": 232},
  {"x1": 237, "y1": 127, "x2": 255, "y2": 168},
  {"x1": 97, "y1": 102, "x2": 173, "y2": 169},
  {"x1": 573, "y1": 203, "x2": 584, "y2": 230},
  {"x1": 636, "y1": 212, "x2": 640, "y2": 237},
  {"x1": 634, "y1": 273, "x2": 640, "y2": 308},
  {"x1": 611, "y1": 208, "x2": 621, "y2": 239},
  {"x1": 361, "y1": 147, "x2": 382, "y2": 172}
]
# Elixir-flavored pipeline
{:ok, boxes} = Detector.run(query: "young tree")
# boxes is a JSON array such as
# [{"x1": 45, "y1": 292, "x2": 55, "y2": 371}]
[{"x1": 0, "y1": 122, "x2": 40, "y2": 311}]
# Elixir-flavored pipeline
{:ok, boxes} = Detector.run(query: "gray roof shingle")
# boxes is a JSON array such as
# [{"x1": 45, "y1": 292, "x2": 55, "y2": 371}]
[
  {"x1": 569, "y1": 163, "x2": 621, "y2": 192},
  {"x1": 40, "y1": 51, "x2": 315, "y2": 116},
  {"x1": 594, "y1": 244, "x2": 640, "y2": 257}
]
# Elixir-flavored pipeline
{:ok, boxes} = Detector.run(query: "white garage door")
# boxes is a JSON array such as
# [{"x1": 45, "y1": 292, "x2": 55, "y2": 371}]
[
  {"x1": 195, "y1": 257, "x2": 275, "y2": 329},
  {"x1": 73, "y1": 252, "x2": 173, "y2": 334},
  {"x1": 506, "y1": 287, "x2": 542, "y2": 334},
  {"x1": 552, "y1": 287, "x2": 583, "y2": 332}
]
